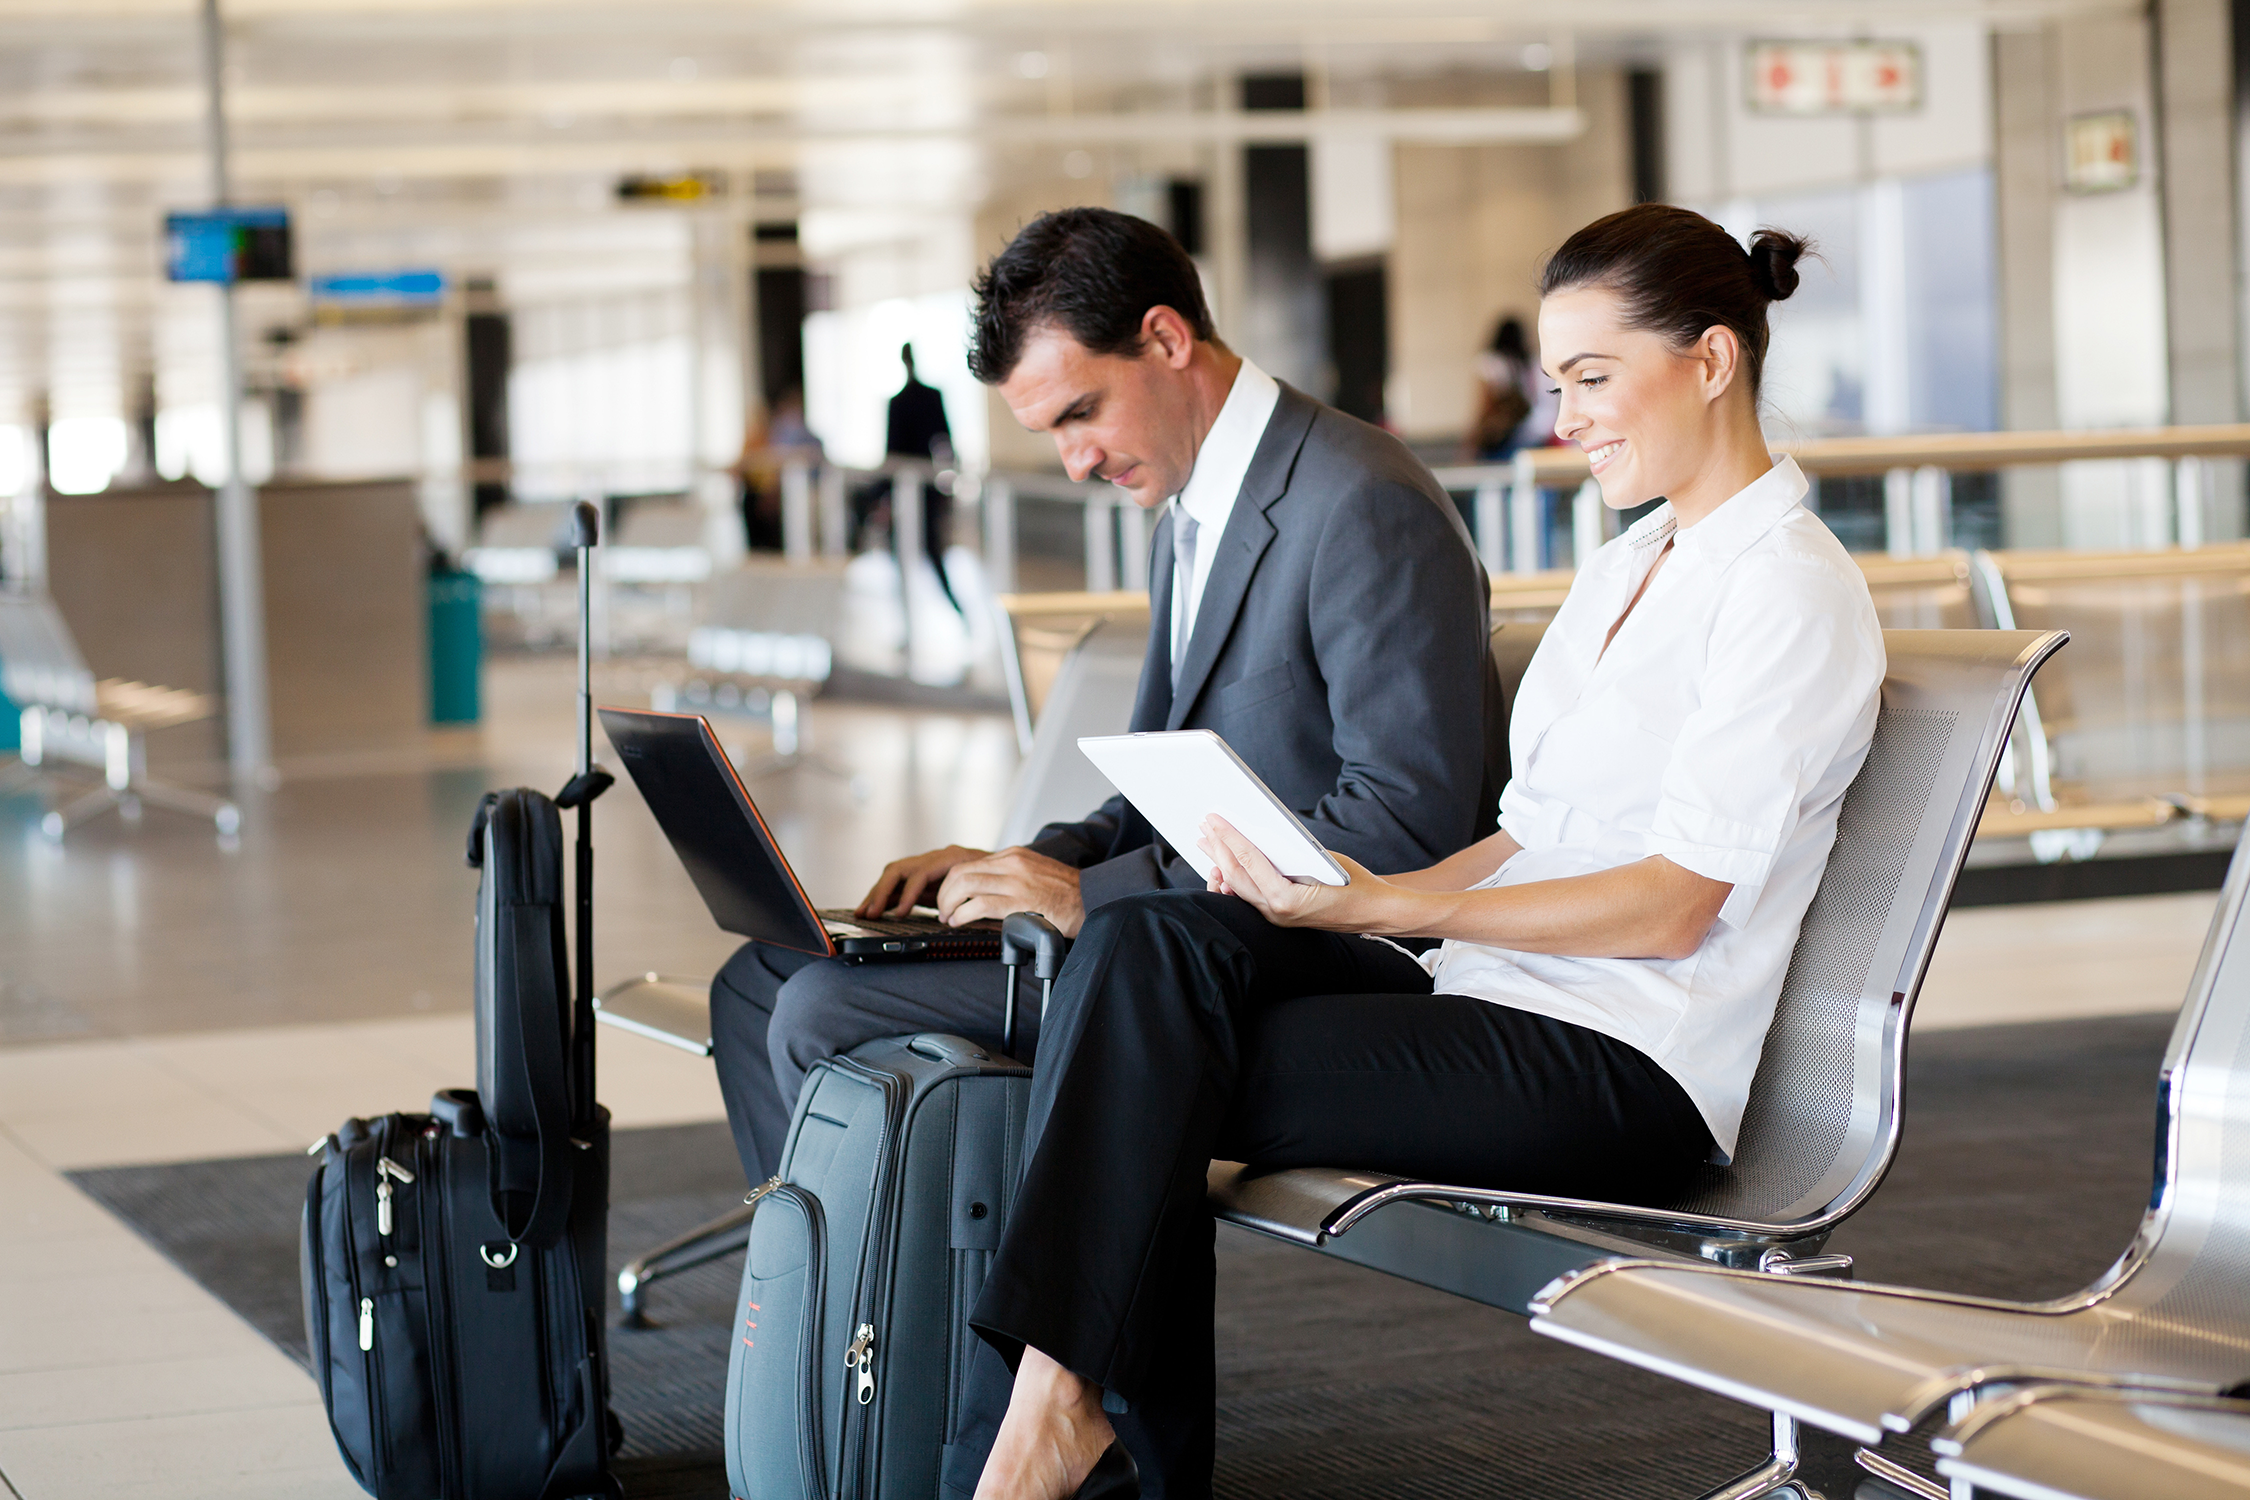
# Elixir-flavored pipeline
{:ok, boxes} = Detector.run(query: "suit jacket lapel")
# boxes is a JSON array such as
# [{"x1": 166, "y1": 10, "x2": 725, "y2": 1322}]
[{"x1": 1164, "y1": 383, "x2": 1316, "y2": 729}]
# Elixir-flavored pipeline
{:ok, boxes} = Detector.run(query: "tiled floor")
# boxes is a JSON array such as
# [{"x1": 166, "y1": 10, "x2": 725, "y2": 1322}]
[{"x1": 0, "y1": 653, "x2": 2226, "y2": 1496}]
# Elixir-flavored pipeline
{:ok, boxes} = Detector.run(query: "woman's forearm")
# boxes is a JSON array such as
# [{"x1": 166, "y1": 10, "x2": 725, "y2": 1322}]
[
  {"x1": 1383, "y1": 829, "x2": 1521, "y2": 891},
  {"x1": 1358, "y1": 856, "x2": 1731, "y2": 962}
]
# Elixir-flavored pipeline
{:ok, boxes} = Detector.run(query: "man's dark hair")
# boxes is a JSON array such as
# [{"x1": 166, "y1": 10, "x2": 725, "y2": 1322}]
[{"x1": 968, "y1": 207, "x2": 1217, "y2": 385}]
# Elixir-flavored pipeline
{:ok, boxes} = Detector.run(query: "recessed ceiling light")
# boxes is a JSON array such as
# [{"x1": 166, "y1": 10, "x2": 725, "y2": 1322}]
[
  {"x1": 1521, "y1": 42, "x2": 1553, "y2": 72},
  {"x1": 1063, "y1": 150, "x2": 1093, "y2": 179},
  {"x1": 670, "y1": 57, "x2": 698, "y2": 82},
  {"x1": 1016, "y1": 51, "x2": 1050, "y2": 80}
]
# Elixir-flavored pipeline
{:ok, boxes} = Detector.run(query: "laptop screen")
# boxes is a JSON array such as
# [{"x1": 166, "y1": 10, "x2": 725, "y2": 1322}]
[{"x1": 597, "y1": 707, "x2": 834, "y2": 955}]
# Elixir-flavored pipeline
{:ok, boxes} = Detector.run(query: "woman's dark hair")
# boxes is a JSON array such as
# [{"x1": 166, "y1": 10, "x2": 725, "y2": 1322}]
[
  {"x1": 1488, "y1": 315, "x2": 1529, "y2": 362},
  {"x1": 1538, "y1": 204, "x2": 1811, "y2": 399},
  {"x1": 968, "y1": 208, "x2": 1217, "y2": 384}
]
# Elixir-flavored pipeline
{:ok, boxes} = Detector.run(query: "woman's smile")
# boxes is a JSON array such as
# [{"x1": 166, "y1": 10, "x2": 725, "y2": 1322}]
[{"x1": 1586, "y1": 439, "x2": 1626, "y2": 474}]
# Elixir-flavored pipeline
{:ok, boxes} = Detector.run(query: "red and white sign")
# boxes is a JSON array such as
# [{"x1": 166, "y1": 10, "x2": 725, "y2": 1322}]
[{"x1": 1746, "y1": 40, "x2": 1923, "y2": 115}]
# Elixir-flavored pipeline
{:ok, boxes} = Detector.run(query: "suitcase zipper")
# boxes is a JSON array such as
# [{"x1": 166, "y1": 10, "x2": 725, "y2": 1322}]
[
  {"x1": 844, "y1": 1323, "x2": 877, "y2": 1406},
  {"x1": 828, "y1": 1058, "x2": 907, "y2": 1496}
]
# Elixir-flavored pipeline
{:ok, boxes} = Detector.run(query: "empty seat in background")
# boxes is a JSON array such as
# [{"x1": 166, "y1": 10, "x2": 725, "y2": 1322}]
[{"x1": 0, "y1": 588, "x2": 240, "y2": 840}]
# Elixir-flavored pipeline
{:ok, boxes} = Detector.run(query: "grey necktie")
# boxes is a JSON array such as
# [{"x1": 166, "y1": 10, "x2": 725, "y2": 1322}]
[{"x1": 1170, "y1": 504, "x2": 1200, "y2": 689}]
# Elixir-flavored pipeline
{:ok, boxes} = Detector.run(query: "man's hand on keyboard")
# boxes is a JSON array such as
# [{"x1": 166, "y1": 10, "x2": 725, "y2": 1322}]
[
  {"x1": 857, "y1": 845, "x2": 990, "y2": 919},
  {"x1": 934, "y1": 847, "x2": 1087, "y2": 937}
]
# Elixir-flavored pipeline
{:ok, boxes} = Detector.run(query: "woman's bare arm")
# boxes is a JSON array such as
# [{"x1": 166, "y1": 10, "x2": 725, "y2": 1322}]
[
  {"x1": 1381, "y1": 829, "x2": 1521, "y2": 891},
  {"x1": 1201, "y1": 816, "x2": 1729, "y2": 963}
]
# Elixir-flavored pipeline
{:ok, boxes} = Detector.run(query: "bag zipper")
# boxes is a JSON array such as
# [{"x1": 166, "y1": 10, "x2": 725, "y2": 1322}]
[
  {"x1": 827, "y1": 1058, "x2": 907, "y2": 1495},
  {"x1": 347, "y1": 1128, "x2": 391, "y2": 1492},
  {"x1": 420, "y1": 1125, "x2": 467, "y2": 1500}
]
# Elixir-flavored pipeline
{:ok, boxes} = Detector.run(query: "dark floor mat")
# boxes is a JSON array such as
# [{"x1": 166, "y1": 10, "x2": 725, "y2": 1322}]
[{"x1": 68, "y1": 1012, "x2": 2175, "y2": 1498}]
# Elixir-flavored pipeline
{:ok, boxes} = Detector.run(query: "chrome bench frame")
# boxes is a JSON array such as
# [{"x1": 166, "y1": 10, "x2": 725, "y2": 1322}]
[{"x1": 1207, "y1": 628, "x2": 2067, "y2": 1500}]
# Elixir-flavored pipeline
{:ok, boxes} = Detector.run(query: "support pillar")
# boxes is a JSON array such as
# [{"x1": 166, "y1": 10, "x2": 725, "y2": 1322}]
[{"x1": 201, "y1": 0, "x2": 271, "y2": 783}]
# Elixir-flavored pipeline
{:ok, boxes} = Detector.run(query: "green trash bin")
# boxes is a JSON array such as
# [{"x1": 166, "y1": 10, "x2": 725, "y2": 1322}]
[{"x1": 428, "y1": 569, "x2": 482, "y2": 725}]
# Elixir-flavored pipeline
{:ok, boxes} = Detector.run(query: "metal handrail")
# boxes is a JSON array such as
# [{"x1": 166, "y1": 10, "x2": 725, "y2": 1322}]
[{"x1": 1486, "y1": 421, "x2": 2250, "y2": 487}]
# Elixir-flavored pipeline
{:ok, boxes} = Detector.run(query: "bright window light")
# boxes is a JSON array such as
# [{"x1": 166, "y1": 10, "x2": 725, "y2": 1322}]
[
  {"x1": 47, "y1": 416, "x2": 127, "y2": 495},
  {"x1": 0, "y1": 426, "x2": 30, "y2": 496}
]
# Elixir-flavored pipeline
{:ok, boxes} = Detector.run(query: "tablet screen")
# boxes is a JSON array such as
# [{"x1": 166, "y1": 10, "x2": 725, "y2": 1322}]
[{"x1": 1076, "y1": 730, "x2": 1348, "y2": 886}]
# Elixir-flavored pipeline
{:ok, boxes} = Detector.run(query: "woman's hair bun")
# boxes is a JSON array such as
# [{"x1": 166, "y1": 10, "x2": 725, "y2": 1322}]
[{"x1": 1747, "y1": 228, "x2": 1810, "y2": 302}]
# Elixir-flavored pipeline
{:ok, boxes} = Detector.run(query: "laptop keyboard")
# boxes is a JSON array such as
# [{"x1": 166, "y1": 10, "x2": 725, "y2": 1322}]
[{"x1": 819, "y1": 908, "x2": 1001, "y2": 937}]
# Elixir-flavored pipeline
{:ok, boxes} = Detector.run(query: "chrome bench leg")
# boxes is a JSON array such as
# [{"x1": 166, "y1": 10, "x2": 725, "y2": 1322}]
[
  {"x1": 41, "y1": 783, "x2": 120, "y2": 840},
  {"x1": 616, "y1": 1203, "x2": 758, "y2": 1327},
  {"x1": 1697, "y1": 1411, "x2": 1825, "y2": 1500},
  {"x1": 130, "y1": 776, "x2": 242, "y2": 836}
]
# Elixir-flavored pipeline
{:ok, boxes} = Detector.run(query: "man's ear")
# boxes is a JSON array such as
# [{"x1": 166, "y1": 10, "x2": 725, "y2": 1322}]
[{"x1": 1141, "y1": 305, "x2": 1198, "y2": 369}]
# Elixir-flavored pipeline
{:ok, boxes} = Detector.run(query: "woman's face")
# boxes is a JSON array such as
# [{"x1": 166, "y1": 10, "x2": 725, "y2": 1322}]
[{"x1": 1537, "y1": 285, "x2": 1737, "y2": 512}]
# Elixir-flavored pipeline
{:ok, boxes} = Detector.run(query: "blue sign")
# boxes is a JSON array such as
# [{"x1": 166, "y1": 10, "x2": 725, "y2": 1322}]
[
  {"x1": 309, "y1": 269, "x2": 445, "y2": 304},
  {"x1": 165, "y1": 207, "x2": 293, "y2": 284}
]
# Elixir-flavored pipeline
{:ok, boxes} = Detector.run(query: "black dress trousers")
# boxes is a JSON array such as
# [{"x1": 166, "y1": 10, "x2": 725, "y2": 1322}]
[{"x1": 965, "y1": 890, "x2": 1714, "y2": 1498}]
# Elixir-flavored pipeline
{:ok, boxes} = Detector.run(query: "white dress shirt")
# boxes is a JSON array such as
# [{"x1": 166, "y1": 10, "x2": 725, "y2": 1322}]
[
  {"x1": 1169, "y1": 358, "x2": 1280, "y2": 659},
  {"x1": 1425, "y1": 455, "x2": 1885, "y2": 1161}
]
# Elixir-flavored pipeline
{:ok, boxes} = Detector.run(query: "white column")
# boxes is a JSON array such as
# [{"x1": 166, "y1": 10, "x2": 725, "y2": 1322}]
[
  {"x1": 1882, "y1": 468, "x2": 1913, "y2": 558},
  {"x1": 1116, "y1": 496, "x2": 1150, "y2": 594},
  {"x1": 780, "y1": 460, "x2": 814, "y2": 563},
  {"x1": 1570, "y1": 479, "x2": 1609, "y2": 566},
  {"x1": 817, "y1": 464, "x2": 848, "y2": 555},
  {"x1": 982, "y1": 476, "x2": 1017, "y2": 594},
  {"x1": 2176, "y1": 456, "x2": 2209, "y2": 550},
  {"x1": 201, "y1": 0, "x2": 270, "y2": 784},
  {"x1": 1910, "y1": 466, "x2": 1952, "y2": 555},
  {"x1": 1474, "y1": 477, "x2": 1506, "y2": 576},
  {"x1": 1083, "y1": 493, "x2": 1117, "y2": 593},
  {"x1": 1506, "y1": 452, "x2": 1541, "y2": 575}
]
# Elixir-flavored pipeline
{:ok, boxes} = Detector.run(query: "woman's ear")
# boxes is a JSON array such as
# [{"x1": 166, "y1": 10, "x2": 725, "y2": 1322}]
[{"x1": 1695, "y1": 325, "x2": 1742, "y2": 405}]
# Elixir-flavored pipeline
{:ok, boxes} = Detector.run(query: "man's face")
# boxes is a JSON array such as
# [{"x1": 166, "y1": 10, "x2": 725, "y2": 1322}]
[{"x1": 997, "y1": 320, "x2": 1202, "y2": 510}]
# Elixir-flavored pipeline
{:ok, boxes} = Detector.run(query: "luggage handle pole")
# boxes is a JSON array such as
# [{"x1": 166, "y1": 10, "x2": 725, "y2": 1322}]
[{"x1": 568, "y1": 500, "x2": 600, "y2": 1127}]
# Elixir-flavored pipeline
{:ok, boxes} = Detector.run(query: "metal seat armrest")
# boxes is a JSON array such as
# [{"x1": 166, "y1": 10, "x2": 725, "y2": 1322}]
[
  {"x1": 593, "y1": 974, "x2": 718, "y2": 1057},
  {"x1": 1207, "y1": 1161, "x2": 1849, "y2": 1248}
]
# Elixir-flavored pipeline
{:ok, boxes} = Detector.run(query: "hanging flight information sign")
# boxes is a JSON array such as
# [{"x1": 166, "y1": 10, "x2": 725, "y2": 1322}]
[
  {"x1": 164, "y1": 207, "x2": 294, "y2": 284},
  {"x1": 1745, "y1": 40, "x2": 1922, "y2": 115}
]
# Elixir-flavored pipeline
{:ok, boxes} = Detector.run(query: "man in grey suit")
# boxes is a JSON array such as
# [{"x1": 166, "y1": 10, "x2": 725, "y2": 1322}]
[{"x1": 708, "y1": 207, "x2": 1497, "y2": 1186}]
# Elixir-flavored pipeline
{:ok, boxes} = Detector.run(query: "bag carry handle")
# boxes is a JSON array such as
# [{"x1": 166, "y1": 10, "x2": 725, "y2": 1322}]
[
  {"x1": 998, "y1": 912, "x2": 1071, "y2": 1056},
  {"x1": 488, "y1": 801, "x2": 577, "y2": 1249}
]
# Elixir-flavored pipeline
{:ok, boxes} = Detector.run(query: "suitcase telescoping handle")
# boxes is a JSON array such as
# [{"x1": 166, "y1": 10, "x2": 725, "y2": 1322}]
[
  {"x1": 553, "y1": 499, "x2": 612, "y2": 1129},
  {"x1": 998, "y1": 912, "x2": 1071, "y2": 1056}
]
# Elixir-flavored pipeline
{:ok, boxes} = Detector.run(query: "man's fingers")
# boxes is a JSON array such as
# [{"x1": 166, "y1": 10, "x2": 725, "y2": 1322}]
[{"x1": 856, "y1": 868, "x2": 905, "y2": 918}]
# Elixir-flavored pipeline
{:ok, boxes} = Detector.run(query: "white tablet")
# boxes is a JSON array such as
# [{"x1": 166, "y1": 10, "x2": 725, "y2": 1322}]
[{"x1": 1076, "y1": 729, "x2": 1350, "y2": 886}]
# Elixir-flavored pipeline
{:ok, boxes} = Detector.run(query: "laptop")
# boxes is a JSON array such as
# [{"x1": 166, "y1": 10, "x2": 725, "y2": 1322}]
[{"x1": 598, "y1": 706, "x2": 1003, "y2": 963}]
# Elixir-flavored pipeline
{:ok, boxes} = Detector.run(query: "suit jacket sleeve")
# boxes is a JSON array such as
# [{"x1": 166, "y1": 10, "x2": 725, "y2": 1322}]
[{"x1": 1296, "y1": 475, "x2": 1488, "y2": 874}]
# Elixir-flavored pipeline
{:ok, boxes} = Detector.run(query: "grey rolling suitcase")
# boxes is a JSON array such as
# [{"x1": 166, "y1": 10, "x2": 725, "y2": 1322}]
[{"x1": 724, "y1": 918, "x2": 1069, "y2": 1499}]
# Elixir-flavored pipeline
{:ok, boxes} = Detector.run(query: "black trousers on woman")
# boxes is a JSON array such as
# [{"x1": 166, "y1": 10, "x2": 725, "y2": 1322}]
[{"x1": 964, "y1": 890, "x2": 1714, "y2": 1498}]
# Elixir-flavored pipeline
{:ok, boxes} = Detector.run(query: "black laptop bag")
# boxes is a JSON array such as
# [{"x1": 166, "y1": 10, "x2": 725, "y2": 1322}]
[
  {"x1": 724, "y1": 916, "x2": 1069, "y2": 1499},
  {"x1": 302, "y1": 502, "x2": 620, "y2": 1500}
]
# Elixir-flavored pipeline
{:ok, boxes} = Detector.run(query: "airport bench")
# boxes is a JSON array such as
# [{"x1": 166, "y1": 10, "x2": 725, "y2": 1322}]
[
  {"x1": 1932, "y1": 1384, "x2": 2250, "y2": 1500},
  {"x1": 0, "y1": 587, "x2": 240, "y2": 840},
  {"x1": 1205, "y1": 627, "x2": 2065, "y2": 1500},
  {"x1": 1528, "y1": 815, "x2": 2250, "y2": 1499}
]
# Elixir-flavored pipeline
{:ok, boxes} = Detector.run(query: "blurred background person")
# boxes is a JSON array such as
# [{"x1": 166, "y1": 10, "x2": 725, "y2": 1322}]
[{"x1": 734, "y1": 386, "x2": 823, "y2": 553}]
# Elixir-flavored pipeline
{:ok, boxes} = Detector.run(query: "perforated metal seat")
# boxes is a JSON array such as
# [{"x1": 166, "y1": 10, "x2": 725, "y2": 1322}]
[
  {"x1": 1932, "y1": 1386, "x2": 2250, "y2": 1500},
  {"x1": 1207, "y1": 628, "x2": 2064, "y2": 1498},
  {"x1": 1531, "y1": 819, "x2": 2250, "y2": 1493}
]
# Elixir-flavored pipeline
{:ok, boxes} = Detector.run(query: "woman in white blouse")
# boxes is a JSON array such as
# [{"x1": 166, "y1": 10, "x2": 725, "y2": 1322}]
[{"x1": 967, "y1": 204, "x2": 1888, "y2": 1500}]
